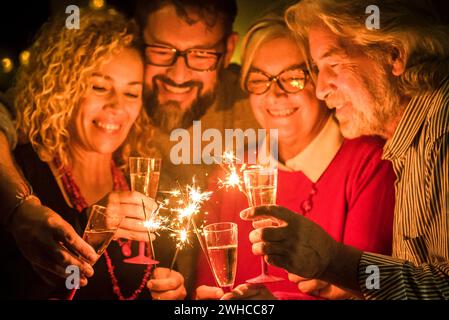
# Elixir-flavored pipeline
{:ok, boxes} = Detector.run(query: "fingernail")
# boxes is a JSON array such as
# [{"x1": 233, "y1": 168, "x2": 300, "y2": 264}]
[
  {"x1": 83, "y1": 264, "x2": 94, "y2": 277},
  {"x1": 88, "y1": 253, "x2": 98, "y2": 264},
  {"x1": 240, "y1": 208, "x2": 250, "y2": 219}
]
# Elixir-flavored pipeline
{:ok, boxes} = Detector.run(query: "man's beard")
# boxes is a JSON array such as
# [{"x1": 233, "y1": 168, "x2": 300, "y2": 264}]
[
  {"x1": 328, "y1": 64, "x2": 403, "y2": 139},
  {"x1": 144, "y1": 75, "x2": 217, "y2": 133}
]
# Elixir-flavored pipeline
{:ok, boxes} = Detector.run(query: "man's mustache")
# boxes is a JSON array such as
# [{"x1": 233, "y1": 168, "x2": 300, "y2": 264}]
[{"x1": 154, "y1": 75, "x2": 202, "y2": 90}]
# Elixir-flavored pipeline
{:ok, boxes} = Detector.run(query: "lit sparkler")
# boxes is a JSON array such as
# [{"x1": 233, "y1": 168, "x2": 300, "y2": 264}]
[{"x1": 168, "y1": 179, "x2": 213, "y2": 270}]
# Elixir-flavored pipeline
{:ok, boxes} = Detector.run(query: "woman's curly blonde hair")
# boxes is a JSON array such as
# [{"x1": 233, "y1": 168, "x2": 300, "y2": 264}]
[{"x1": 13, "y1": 7, "x2": 156, "y2": 170}]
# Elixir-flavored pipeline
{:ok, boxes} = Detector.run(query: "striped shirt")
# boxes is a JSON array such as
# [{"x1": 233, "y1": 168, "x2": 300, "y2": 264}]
[{"x1": 357, "y1": 78, "x2": 449, "y2": 299}]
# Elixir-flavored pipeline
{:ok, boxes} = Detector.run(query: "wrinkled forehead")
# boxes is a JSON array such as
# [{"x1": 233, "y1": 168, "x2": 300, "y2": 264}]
[
  {"x1": 143, "y1": 4, "x2": 226, "y2": 50},
  {"x1": 309, "y1": 22, "x2": 349, "y2": 62}
]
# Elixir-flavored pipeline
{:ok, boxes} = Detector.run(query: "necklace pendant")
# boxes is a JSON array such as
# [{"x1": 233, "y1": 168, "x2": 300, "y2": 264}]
[{"x1": 121, "y1": 241, "x2": 132, "y2": 257}]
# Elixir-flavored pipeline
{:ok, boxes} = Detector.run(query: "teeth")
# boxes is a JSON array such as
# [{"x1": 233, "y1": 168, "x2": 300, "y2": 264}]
[
  {"x1": 267, "y1": 109, "x2": 297, "y2": 117},
  {"x1": 95, "y1": 121, "x2": 120, "y2": 132},
  {"x1": 163, "y1": 83, "x2": 192, "y2": 94}
]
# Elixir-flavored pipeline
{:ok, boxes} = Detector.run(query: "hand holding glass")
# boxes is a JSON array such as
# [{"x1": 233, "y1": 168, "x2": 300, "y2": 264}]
[
  {"x1": 125, "y1": 157, "x2": 161, "y2": 265},
  {"x1": 243, "y1": 167, "x2": 283, "y2": 284},
  {"x1": 68, "y1": 204, "x2": 123, "y2": 299}
]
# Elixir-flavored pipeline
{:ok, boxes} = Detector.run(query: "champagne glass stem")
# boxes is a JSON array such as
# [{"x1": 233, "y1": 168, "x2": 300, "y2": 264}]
[
  {"x1": 138, "y1": 241, "x2": 145, "y2": 256},
  {"x1": 67, "y1": 288, "x2": 77, "y2": 300},
  {"x1": 261, "y1": 258, "x2": 268, "y2": 275}
]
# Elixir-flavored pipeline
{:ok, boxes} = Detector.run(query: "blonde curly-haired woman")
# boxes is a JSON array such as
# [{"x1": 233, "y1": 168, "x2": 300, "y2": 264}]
[{"x1": 2, "y1": 7, "x2": 185, "y2": 300}]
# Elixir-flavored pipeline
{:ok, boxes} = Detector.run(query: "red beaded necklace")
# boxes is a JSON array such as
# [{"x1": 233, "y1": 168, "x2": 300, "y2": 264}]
[{"x1": 55, "y1": 158, "x2": 152, "y2": 300}]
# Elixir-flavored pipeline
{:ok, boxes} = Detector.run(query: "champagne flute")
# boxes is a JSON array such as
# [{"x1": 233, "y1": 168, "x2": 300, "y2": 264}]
[
  {"x1": 68, "y1": 204, "x2": 123, "y2": 300},
  {"x1": 243, "y1": 167, "x2": 284, "y2": 283},
  {"x1": 203, "y1": 222, "x2": 238, "y2": 292},
  {"x1": 124, "y1": 157, "x2": 161, "y2": 265}
]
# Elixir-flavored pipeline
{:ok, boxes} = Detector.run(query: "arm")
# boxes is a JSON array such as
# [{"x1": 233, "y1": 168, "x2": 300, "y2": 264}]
[
  {"x1": 0, "y1": 101, "x2": 17, "y2": 151},
  {"x1": 357, "y1": 134, "x2": 449, "y2": 299},
  {"x1": 0, "y1": 133, "x2": 97, "y2": 285},
  {"x1": 0, "y1": 131, "x2": 29, "y2": 228}
]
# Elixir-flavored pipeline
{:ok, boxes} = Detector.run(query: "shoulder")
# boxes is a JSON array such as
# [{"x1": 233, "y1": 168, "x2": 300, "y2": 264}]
[
  {"x1": 335, "y1": 136, "x2": 393, "y2": 183},
  {"x1": 339, "y1": 136, "x2": 386, "y2": 161}
]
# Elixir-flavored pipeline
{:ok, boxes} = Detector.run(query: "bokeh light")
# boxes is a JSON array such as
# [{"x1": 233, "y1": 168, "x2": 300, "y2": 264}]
[
  {"x1": 1, "y1": 58, "x2": 14, "y2": 73},
  {"x1": 19, "y1": 50, "x2": 30, "y2": 66},
  {"x1": 90, "y1": 0, "x2": 105, "y2": 10}
]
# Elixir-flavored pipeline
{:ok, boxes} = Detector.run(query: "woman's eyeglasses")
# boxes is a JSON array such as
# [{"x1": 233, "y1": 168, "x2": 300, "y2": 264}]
[{"x1": 245, "y1": 66, "x2": 309, "y2": 95}]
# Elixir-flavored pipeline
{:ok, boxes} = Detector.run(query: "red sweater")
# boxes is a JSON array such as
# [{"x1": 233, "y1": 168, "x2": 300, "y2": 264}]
[{"x1": 196, "y1": 137, "x2": 396, "y2": 299}]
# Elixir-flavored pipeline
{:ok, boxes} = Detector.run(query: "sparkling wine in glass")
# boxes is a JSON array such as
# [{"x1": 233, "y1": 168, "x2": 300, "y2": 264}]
[
  {"x1": 68, "y1": 204, "x2": 123, "y2": 299},
  {"x1": 204, "y1": 222, "x2": 238, "y2": 292},
  {"x1": 125, "y1": 157, "x2": 162, "y2": 265},
  {"x1": 243, "y1": 167, "x2": 284, "y2": 284}
]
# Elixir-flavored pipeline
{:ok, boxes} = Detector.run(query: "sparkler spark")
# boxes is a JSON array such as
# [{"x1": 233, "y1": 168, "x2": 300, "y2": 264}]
[
  {"x1": 167, "y1": 179, "x2": 213, "y2": 268},
  {"x1": 215, "y1": 151, "x2": 249, "y2": 194},
  {"x1": 142, "y1": 201, "x2": 171, "y2": 237}
]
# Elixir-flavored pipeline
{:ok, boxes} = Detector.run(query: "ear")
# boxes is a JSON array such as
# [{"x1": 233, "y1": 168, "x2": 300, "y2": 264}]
[
  {"x1": 223, "y1": 32, "x2": 239, "y2": 68},
  {"x1": 390, "y1": 46, "x2": 406, "y2": 76}
]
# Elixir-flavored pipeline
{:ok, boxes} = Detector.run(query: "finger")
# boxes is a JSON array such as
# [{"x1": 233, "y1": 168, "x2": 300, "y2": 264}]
[
  {"x1": 148, "y1": 278, "x2": 181, "y2": 292},
  {"x1": 252, "y1": 219, "x2": 276, "y2": 229},
  {"x1": 288, "y1": 273, "x2": 307, "y2": 283},
  {"x1": 240, "y1": 205, "x2": 295, "y2": 226},
  {"x1": 318, "y1": 284, "x2": 354, "y2": 300},
  {"x1": 151, "y1": 286, "x2": 187, "y2": 300},
  {"x1": 118, "y1": 192, "x2": 158, "y2": 212},
  {"x1": 116, "y1": 204, "x2": 147, "y2": 220},
  {"x1": 34, "y1": 264, "x2": 90, "y2": 288},
  {"x1": 119, "y1": 217, "x2": 148, "y2": 233},
  {"x1": 32, "y1": 253, "x2": 92, "y2": 288},
  {"x1": 297, "y1": 279, "x2": 329, "y2": 294},
  {"x1": 221, "y1": 284, "x2": 263, "y2": 300},
  {"x1": 249, "y1": 227, "x2": 289, "y2": 244},
  {"x1": 195, "y1": 285, "x2": 224, "y2": 300},
  {"x1": 148, "y1": 269, "x2": 184, "y2": 292},
  {"x1": 114, "y1": 229, "x2": 155, "y2": 242},
  {"x1": 52, "y1": 219, "x2": 98, "y2": 264},
  {"x1": 152, "y1": 267, "x2": 170, "y2": 278},
  {"x1": 34, "y1": 241, "x2": 94, "y2": 280},
  {"x1": 47, "y1": 246, "x2": 95, "y2": 278},
  {"x1": 252, "y1": 241, "x2": 290, "y2": 256}
]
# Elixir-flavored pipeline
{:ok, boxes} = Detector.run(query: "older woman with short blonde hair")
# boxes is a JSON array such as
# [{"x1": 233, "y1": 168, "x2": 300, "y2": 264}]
[{"x1": 196, "y1": 15, "x2": 396, "y2": 300}]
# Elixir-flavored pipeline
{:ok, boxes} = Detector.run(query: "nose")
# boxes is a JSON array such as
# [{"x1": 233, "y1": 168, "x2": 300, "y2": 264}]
[
  {"x1": 104, "y1": 89, "x2": 125, "y2": 114},
  {"x1": 315, "y1": 66, "x2": 337, "y2": 101},
  {"x1": 166, "y1": 55, "x2": 192, "y2": 84},
  {"x1": 268, "y1": 79, "x2": 287, "y2": 98}
]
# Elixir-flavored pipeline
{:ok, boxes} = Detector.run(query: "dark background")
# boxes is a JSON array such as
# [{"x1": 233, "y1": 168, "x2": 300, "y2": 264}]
[{"x1": 1, "y1": 0, "x2": 449, "y2": 91}]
